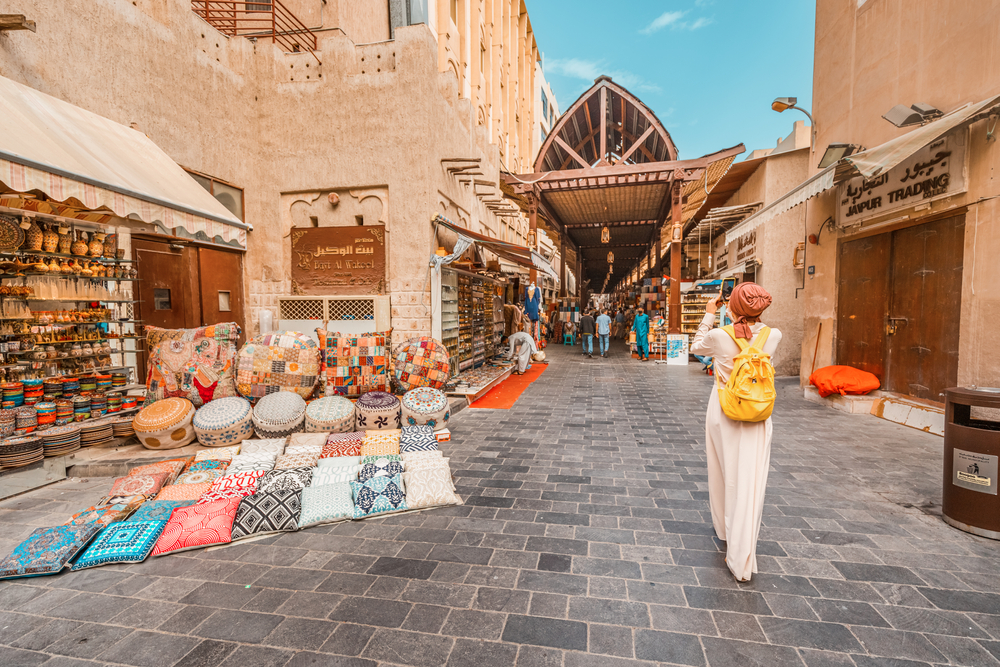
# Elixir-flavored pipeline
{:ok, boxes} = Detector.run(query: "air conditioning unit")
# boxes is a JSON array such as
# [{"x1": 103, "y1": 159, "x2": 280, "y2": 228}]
[{"x1": 277, "y1": 296, "x2": 391, "y2": 342}]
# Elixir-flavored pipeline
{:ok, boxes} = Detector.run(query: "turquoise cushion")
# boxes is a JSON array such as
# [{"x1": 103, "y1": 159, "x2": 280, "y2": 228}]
[
  {"x1": 71, "y1": 520, "x2": 166, "y2": 570},
  {"x1": 0, "y1": 524, "x2": 101, "y2": 579},
  {"x1": 299, "y1": 483, "x2": 355, "y2": 526},
  {"x1": 126, "y1": 500, "x2": 195, "y2": 523},
  {"x1": 350, "y1": 473, "x2": 407, "y2": 519}
]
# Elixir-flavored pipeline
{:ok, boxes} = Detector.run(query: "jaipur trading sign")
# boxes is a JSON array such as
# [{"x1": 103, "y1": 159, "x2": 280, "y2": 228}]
[{"x1": 291, "y1": 226, "x2": 386, "y2": 295}]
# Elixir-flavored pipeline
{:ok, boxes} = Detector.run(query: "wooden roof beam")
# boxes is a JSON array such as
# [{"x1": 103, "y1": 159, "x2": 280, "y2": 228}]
[{"x1": 0, "y1": 14, "x2": 36, "y2": 31}]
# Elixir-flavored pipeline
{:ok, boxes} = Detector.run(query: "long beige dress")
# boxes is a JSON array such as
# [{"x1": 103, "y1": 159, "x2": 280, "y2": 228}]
[{"x1": 690, "y1": 312, "x2": 782, "y2": 581}]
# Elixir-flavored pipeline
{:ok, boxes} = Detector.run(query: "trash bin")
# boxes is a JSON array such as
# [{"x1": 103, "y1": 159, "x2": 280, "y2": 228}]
[{"x1": 942, "y1": 387, "x2": 1000, "y2": 540}]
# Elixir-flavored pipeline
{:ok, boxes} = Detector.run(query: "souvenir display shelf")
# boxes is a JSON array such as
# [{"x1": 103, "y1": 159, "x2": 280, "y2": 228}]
[
  {"x1": 472, "y1": 280, "x2": 485, "y2": 368},
  {"x1": 440, "y1": 270, "x2": 459, "y2": 374},
  {"x1": 441, "y1": 267, "x2": 503, "y2": 375},
  {"x1": 681, "y1": 291, "x2": 719, "y2": 335},
  {"x1": 491, "y1": 291, "x2": 503, "y2": 359},
  {"x1": 457, "y1": 273, "x2": 473, "y2": 372},
  {"x1": 443, "y1": 360, "x2": 513, "y2": 403}
]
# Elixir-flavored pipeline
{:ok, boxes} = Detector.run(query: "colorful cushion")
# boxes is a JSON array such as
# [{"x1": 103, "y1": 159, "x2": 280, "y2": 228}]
[
  {"x1": 299, "y1": 483, "x2": 354, "y2": 527},
  {"x1": 239, "y1": 439, "x2": 287, "y2": 456},
  {"x1": 173, "y1": 467, "x2": 227, "y2": 486},
  {"x1": 285, "y1": 444, "x2": 323, "y2": 456},
  {"x1": 257, "y1": 467, "x2": 313, "y2": 494},
  {"x1": 198, "y1": 488, "x2": 255, "y2": 503},
  {"x1": 128, "y1": 458, "x2": 192, "y2": 484},
  {"x1": 71, "y1": 520, "x2": 167, "y2": 570},
  {"x1": 144, "y1": 323, "x2": 241, "y2": 408},
  {"x1": 400, "y1": 425, "x2": 439, "y2": 452},
  {"x1": 361, "y1": 430, "x2": 401, "y2": 457},
  {"x1": 231, "y1": 490, "x2": 301, "y2": 539},
  {"x1": 183, "y1": 459, "x2": 229, "y2": 475},
  {"x1": 252, "y1": 391, "x2": 306, "y2": 438},
  {"x1": 404, "y1": 467, "x2": 461, "y2": 509},
  {"x1": 275, "y1": 452, "x2": 320, "y2": 469},
  {"x1": 133, "y1": 398, "x2": 196, "y2": 450},
  {"x1": 155, "y1": 482, "x2": 212, "y2": 502},
  {"x1": 228, "y1": 452, "x2": 277, "y2": 468},
  {"x1": 305, "y1": 396, "x2": 356, "y2": 433},
  {"x1": 311, "y1": 465, "x2": 361, "y2": 486},
  {"x1": 66, "y1": 503, "x2": 135, "y2": 528},
  {"x1": 194, "y1": 444, "x2": 242, "y2": 462},
  {"x1": 127, "y1": 500, "x2": 195, "y2": 523},
  {"x1": 192, "y1": 396, "x2": 253, "y2": 447},
  {"x1": 288, "y1": 432, "x2": 327, "y2": 447},
  {"x1": 318, "y1": 455, "x2": 362, "y2": 468},
  {"x1": 351, "y1": 473, "x2": 407, "y2": 519},
  {"x1": 317, "y1": 329, "x2": 390, "y2": 398},
  {"x1": 0, "y1": 523, "x2": 101, "y2": 580},
  {"x1": 151, "y1": 498, "x2": 241, "y2": 556},
  {"x1": 355, "y1": 392, "x2": 401, "y2": 431},
  {"x1": 108, "y1": 473, "x2": 169, "y2": 499},
  {"x1": 322, "y1": 432, "x2": 363, "y2": 458},
  {"x1": 358, "y1": 457, "x2": 405, "y2": 483},
  {"x1": 210, "y1": 470, "x2": 265, "y2": 494},
  {"x1": 393, "y1": 337, "x2": 450, "y2": 391},
  {"x1": 225, "y1": 462, "x2": 273, "y2": 476},
  {"x1": 361, "y1": 454, "x2": 402, "y2": 465},
  {"x1": 401, "y1": 387, "x2": 450, "y2": 431},
  {"x1": 237, "y1": 331, "x2": 320, "y2": 400}
]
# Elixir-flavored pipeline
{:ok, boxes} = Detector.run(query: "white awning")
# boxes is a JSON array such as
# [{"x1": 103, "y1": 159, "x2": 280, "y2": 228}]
[
  {"x1": 725, "y1": 167, "x2": 834, "y2": 244},
  {"x1": 0, "y1": 74, "x2": 249, "y2": 247}
]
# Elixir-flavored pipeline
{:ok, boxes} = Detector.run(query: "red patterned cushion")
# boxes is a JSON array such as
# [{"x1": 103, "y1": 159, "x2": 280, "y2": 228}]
[
  {"x1": 151, "y1": 498, "x2": 240, "y2": 556},
  {"x1": 197, "y1": 488, "x2": 255, "y2": 504},
  {"x1": 321, "y1": 432, "x2": 363, "y2": 458},
  {"x1": 210, "y1": 470, "x2": 265, "y2": 493},
  {"x1": 155, "y1": 482, "x2": 212, "y2": 502},
  {"x1": 316, "y1": 330, "x2": 390, "y2": 398}
]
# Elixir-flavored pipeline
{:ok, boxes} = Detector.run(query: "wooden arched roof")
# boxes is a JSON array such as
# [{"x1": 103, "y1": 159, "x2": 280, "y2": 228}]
[{"x1": 534, "y1": 76, "x2": 678, "y2": 173}]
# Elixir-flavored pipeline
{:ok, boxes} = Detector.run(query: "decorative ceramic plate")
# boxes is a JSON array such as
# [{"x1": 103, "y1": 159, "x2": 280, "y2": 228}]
[{"x1": 0, "y1": 215, "x2": 24, "y2": 252}]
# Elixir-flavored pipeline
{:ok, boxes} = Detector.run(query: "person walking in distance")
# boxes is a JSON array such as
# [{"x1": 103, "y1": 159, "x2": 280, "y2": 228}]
[
  {"x1": 579, "y1": 310, "x2": 596, "y2": 358},
  {"x1": 614, "y1": 309, "x2": 625, "y2": 339},
  {"x1": 690, "y1": 283, "x2": 781, "y2": 582},
  {"x1": 631, "y1": 309, "x2": 650, "y2": 361},
  {"x1": 596, "y1": 309, "x2": 612, "y2": 358}
]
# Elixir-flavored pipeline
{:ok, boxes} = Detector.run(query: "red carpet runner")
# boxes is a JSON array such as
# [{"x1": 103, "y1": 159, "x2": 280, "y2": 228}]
[{"x1": 469, "y1": 364, "x2": 547, "y2": 409}]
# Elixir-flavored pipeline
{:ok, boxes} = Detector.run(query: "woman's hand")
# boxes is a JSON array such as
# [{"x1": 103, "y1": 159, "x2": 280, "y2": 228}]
[{"x1": 705, "y1": 295, "x2": 724, "y2": 315}]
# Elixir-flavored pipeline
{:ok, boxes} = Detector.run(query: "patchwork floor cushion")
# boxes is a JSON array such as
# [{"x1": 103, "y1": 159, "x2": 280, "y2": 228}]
[
  {"x1": 128, "y1": 458, "x2": 191, "y2": 485},
  {"x1": 71, "y1": 520, "x2": 167, "y2": 570},
  {"x1": 144, "y1": 323, "x2": 241, "y2": 407},
  {"x1": 392, "y1": 337, "x2": 450, "y2": 392},
  {"x1": 316, "y1": 329, "x2": 390, "y2": 397},
  {"x1": 231, "y1": 489, "x2": 301, "y2": 539},
  {"x1": 0, "y1": 523, "x2": 101, "y2": 579},
  {"x1": 107, "y1": 473, "x2": 169, "y2": 499},
  {"x1": 403, "y1": 467, "x2": 461, "y2": 509},
  {"x1": 127, "y1": 500, "x2": 195, "y2": 523},
  {"x1": 194, "y1": 445, "x2": 241, "y2": 462},
  {"x1": 252, "y1": 392, "x2": 306, "y2": 438},
  {"x1": 305, "y1": 396, "x2": 355, "y2": 433},
  {"x1": 275, "y1": 452, "x2": 320, "y2": 469},
  {"x1": 361, "y1": 430, "x2": 401, "y2": 457},
  {"x1": 400, "y1": 425, "x2": 439, "y2": 453},
  {"x1": 300, "y1": 483, "x2": 355, "y2": 527},
  {"x1": 351, "y1": 473, "x2": 407, "y2": 519},
  {"x1": 311, "y1": 465, "x2": 361, "y2": 486},
  {"x1": 133, "y1": 398, "x2": 196, "y2": 450},
  {"x1": 322, "y1": 432, "x2": 363, "y2": 458},
  {"x1": 237, "y1": 331, "x2": 320, "y2": 401},
  {"x1": 239, "y1": 439, "x2": 287, "y2": 456},
  {"x1": 192, "y1": 397, "x2": 253, "y2": 447},
  {"x1": 151, "y1": 497, "x2": 241, "y2": 556},
  {"x1": 401, "y1": 387, "x2": 450, "y2": 431},
  {"x1": 257, "y1": 467, "x2": 313, "y2": 493},
  {"x1": 355, "y1": 392, "x2": 401, "y2": 431},
  {"x1": 155, "y1": 482, "x2": 212, "y2": 502}
]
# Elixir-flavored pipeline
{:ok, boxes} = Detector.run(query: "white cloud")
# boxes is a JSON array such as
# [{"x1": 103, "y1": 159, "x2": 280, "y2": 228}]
[
  {"x1": 546, "y1": 57, "x2": 661, "y2": 94},
  {"x1": 688, "y1": 17, "x2": 713, "y2": 29},
  {"x1": 640, "y1": 6, "x2": 713, "y2": 34},
  {"x1": 640, "y1": 10, "x2": 686, "y2": 35}
]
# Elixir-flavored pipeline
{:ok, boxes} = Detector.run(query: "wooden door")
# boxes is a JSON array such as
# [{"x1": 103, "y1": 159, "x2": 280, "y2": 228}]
[
  {"x1": 836, "y1": 234, "x2": 890, "y2": 379},
  {"x1": 198, "y1": 247, "x2": 246, "y2": 344},
  {"x1": 885, "y1": 215, "x2": 964, "y2": 402}
]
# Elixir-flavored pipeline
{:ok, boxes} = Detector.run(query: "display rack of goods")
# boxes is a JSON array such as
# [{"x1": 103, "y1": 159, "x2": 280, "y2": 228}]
[
  {"x1": 441, "y1": 270, "x2": 459, "y2": 374},
  {"x1": 681, "y1": 290, "x2": 719, "y2": 335}
]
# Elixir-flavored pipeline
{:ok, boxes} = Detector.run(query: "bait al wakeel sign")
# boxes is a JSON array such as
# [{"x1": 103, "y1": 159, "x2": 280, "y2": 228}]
[{"x1": 291, "y1": 226, "x2": 386, "y2": 295}]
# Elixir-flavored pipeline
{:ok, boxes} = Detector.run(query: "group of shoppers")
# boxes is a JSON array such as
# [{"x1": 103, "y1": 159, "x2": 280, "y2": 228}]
[{"x1": 577, "y1": 309, "x2": 613, "y2": 358}]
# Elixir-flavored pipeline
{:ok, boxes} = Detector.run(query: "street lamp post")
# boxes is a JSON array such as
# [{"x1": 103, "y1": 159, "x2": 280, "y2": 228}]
[{"x1": 771, "y1": 97, "x2": 815, "y2": 152}]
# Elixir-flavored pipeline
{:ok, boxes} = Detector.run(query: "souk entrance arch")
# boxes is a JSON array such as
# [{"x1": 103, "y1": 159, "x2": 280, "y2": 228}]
[{"x1": 502, "y1": 76, "x2": 743, "y2": 332}]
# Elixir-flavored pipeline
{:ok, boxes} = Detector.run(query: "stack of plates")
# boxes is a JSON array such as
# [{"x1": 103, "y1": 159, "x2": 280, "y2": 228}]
[
  {"x1": 43, "y1": 378, "x2": 63, "y2": 396},
  {"x1": 111, "y1": 415, "x2": 135, "y2": 439},
  {"x1": 55, "y1": 400, "x2": 73, "y2": 425},
  {"x1": 0, "y1": 435, "x2": 43, "y2": 469},
  {"x1": 35, "y1": 402, "x2": 56, "y2": 430},
  {"x1": 79, "y1": 376, "x2": 97, "y2": 395},
  {"x1": 62, "y1": 377, "x2": 80, "y2": 398},
  {"x1": 80, "y1": 418, "x2": 114, "y2": 447},
  {"x1": 14, "y1": 406, "x2": 37, "y2": 434},
  {"x1": 39, "y1": 424, "x2": 81, "y2": 457},
  {"x1": 22, "y1": 379, "x2": 43, "y2": 406},
  {"x1": 112, "y1": 372, "x2": 127, "y2": 389},
  {"x1": 73, "y1": 396, "x2": 91, "y2": 422},
  {"x1": 122, "y1": 396, "x2": 138, "y2": 410},
  {"x1": 107, "y1": 392, "x2": 122, "y2": 414},
  {"x1": 96, "y1": 374, "x2": 112, "y2": 393},
  {"x1": 2, "y1": 382, "x2": 24, "y2": 407},
  {"x1": 90, "y1": 393, "x2": 108, "y2": 418}
]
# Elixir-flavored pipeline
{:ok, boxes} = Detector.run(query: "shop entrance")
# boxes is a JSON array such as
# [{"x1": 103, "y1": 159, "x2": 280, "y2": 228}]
[{"x1": 837, "y1": 214, "x2": 964, "y2": 402}]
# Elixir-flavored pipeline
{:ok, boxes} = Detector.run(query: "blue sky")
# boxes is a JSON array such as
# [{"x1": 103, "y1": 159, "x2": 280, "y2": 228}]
[{"x1": 527, "y1": 0, "x2": 816, "y2": 162}]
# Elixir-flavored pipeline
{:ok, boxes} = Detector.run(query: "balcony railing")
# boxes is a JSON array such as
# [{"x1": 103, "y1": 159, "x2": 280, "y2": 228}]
[{"x1": 192, "y1": 1, "x2": 320, "y2": 64}]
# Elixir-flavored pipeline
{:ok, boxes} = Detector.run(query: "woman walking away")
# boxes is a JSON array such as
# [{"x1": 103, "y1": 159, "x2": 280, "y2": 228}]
[{"x1": 690, "y1": 283, "x2": 781, "y2": 582}]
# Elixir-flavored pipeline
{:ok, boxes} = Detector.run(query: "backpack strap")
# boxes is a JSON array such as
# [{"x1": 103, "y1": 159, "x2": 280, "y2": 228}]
[
  {"x1": 751, "y1": 326, "x2": 771, "y2": 350},
  {"x1": 720, "y1": 325, "x2": 749, "y2": 352}
]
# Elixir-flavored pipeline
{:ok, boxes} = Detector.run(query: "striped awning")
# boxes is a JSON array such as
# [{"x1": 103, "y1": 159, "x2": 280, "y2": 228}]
[{"x1": 433, "y1": 215, "x2": 559, "y2": 280}]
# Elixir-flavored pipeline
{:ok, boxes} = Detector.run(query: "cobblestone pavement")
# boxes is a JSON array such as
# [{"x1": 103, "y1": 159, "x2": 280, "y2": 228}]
[{"x1": 2, "y1": 339, "x2": 1000, "y2": 667}]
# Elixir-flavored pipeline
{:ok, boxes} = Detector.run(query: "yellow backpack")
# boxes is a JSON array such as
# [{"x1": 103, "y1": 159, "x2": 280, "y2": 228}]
[{"x1": 716, "y1": 325, "x2": 775, "y2": 422}]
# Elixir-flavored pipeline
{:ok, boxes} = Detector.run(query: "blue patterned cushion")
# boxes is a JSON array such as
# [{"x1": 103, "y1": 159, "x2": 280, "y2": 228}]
[
  {"x1": 0, "y1": 524, "x2": 101, "y2": 579},
  {"x1": 257, "y1": 467, "x2": 313, "y2": 494},
  {"x1": 350, "y1": 473, "x2": 407, "y2": 519},
  {"x1": 399, "y1": 425, "x2": 439, "y2": 453},
  {"x1": 126, "y1": 500, "x2": 195, "y2": 523},
  {"x1": 358, "y1": 457, "x2": 405, "y2": 483},
  {"x1": 71, "y1": 520, "x2": 166, "y2": 570},
  {"x1": 184, "y1": 460, "x2": 230, "y2": 474},
  {"x1": 299, "y1": 483, "x2": 355, "y2": 526}
]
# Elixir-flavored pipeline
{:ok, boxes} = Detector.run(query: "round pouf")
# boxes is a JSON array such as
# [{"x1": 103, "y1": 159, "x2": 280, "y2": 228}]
[
  {"x1": 392, "y1": 337, "x2": 450, "y2": 392},
  {"x1": 305, "y1": 396, "x2": 355, "y2": 433},
  {"x1": 401, "y1": 387, "x2": 450, "y2": 431},
  {"x1": 133, "y1": 398, "x2": 196, "y2": 450},
  {"x1": 252, "y1": 391, "x2": 306, "y2": 438},
  {"x1": 236, "y1": 331, "x2": 321, "y2": 401},
  {"x1": 355, "y1": 391, "x2": 401, "y2": 431},
  {"x1": 193, "y1": 397, "x2": 253, "y2": 447}
]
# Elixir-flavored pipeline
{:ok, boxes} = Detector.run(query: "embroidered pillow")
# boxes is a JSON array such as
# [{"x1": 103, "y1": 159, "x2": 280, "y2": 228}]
[
  {"x1": 274, "y1": 452, "x2": 320, "y2": 470},
  {"x1": 108, "y1": 473, "x2": 169, "y2": 499},
  {"x1": 317, "y1": 329, "x2": 390, "y2": 397},
  {"x1": 257, "y1": 467, "x2": 313, "y2": 494},
  {"x1": 144, "y1": 323, "x2": 241, "y2": 407},
  {"x1": 127, "y1": 500, "x2": 195, "y2": 523},
  {"x1": 209, "y1": 470, "x2": 265, "y2": 495},
  {"x1": 322, "y1": 432, "x2": 363, "y2": 458},
  {"x1": 239, "y1": 439, "x2": 286, "y2": 455},
  {"x1": 71, "y1": 520, "x2": 167, "y2": 570},
  {"x1": 151, "y1": 497, "x2": 240, "y2": 556},
  {"x1": 319, "y1": 455, "x2": 362, "y2": 468},
  {"x1": 194, "y1": 445, "x2": 241, "y2": 462},
  {"x1": 350, "y1": 473, "x2": 407, "y2": 519},
  {"x1": 231, "y1": 490, "x2": 301, "y2": 539},
  {"x1": 311, "y1": 465, "x2": 361, "y2": 486},
  {"x1": 300, "y1": 483, "x2": 354, "y2": 527},
  {"x1": 155, "y1": 482, "x2": 212, "y2": 502},
  {"x1": 358, "y1": 457, "x2": 405, "y2": 483},
  {"x1": 361, "y1": 430, "x2": 401, "y2": 457},
  {"x1": 404, "y1": 468, "x2": 461, "y2": 509},
  {"x1": 236, "y1": 331, "x2": 320, "y2": 400},
  {"x1": 66, "y1": 503, "x2": 135, "y2": 528},
  {"x1": 400, "y1": 425, "x2": 439, "y2": 453},
  {"x1": 0, "y1": 524, "x2": 101, "y2": 580},
  {"x1": 198, "y1": 488, "x2": 254, "y2": 504},
  {"x1": 183, "y1": 459, "x2": 229, "y2": 474},
  {"x1": 128, "y1": 458, "x2": 192, "y2": 484},
  {"x1": 173, "y1": 467, "x2": 227, "y2": 486},
  {"x1": 361, "y1": 454, "x2": 402, "y2": 465},
  {"x1": 288, "y1": 432, "x2": 327, "y2": 448}
]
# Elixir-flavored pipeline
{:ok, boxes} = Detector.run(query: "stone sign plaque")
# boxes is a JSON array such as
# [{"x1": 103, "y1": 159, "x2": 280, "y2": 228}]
[
  {"x1": 953, "y1": 448, "x2": 998, "y2": 495},
  {"x1": 290, "y1": 226, "x2": 386, "y2": 295}
]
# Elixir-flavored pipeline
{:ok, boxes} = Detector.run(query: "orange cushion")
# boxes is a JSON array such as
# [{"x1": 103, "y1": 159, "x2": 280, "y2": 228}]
[{"x1": 809, "y1": 365, "x2": 881, "y2": 398}]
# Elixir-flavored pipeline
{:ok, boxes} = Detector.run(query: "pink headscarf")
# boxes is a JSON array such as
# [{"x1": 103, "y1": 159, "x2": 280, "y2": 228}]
[{"x1": 728, "y1": 282, "x2": 772, "y2": 340}]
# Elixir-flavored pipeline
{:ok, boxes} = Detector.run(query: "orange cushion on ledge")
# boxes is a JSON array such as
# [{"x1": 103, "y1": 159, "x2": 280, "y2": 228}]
[{"x1": 809, "y1": 365, "x2": 881, "y2": 398}]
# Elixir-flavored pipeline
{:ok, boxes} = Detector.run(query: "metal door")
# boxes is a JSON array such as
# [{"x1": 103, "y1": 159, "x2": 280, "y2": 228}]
[
  {"x1": 885, "y1": 215, "x2": 965, "y2": 402},
  {"x1": 198, "y1": 247, "x2": 246, "y2": 345},
  {"x1": 836, "y1": 234, "x2": 890, "y2": 380}
]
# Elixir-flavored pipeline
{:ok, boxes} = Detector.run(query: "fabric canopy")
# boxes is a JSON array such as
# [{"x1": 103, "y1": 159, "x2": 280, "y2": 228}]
[
  {"x1": 0, "y1": 74, "x2": 249, "y2": 247},
  {"x1": 432, "y1": 215, "x2": 559, "y2": 280}
]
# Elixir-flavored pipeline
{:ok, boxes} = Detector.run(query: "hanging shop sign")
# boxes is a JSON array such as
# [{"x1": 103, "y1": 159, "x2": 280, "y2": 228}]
[
  {"x1": 837, "y1": 131, "x2": 967, "y2": 225},
  {"x1": 291, "y1": 225, "x2": 386, "y2": 295}
]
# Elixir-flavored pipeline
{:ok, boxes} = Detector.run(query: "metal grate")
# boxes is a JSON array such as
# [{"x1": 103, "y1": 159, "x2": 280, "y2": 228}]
[
  {"x1": 328, "y1": 299, "x2": 374, "y2": 321},
  {"x1": 279, "y1": 299, "x2": 323, "y2": 320}
]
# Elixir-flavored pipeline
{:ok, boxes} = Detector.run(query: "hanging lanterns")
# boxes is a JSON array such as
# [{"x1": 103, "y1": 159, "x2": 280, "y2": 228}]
[
  {"x1": 607, "y1": 251, "x2": 614, "y2": 264},
  {"x1": 601, "y1": 225, "x2": 610, "y2": 244}
]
